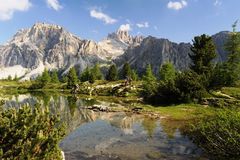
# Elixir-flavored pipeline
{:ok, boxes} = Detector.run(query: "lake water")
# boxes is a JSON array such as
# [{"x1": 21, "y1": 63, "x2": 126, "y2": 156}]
[{"x1": 1, "y1": 92, "x2": 204, "y2": 160}]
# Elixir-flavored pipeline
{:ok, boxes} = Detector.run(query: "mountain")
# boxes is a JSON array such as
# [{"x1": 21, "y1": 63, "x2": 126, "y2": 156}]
[
  {"x1": 0, "y1": 23, "x2": 107, "y2": 80},
  {"x1": 212, "y1": 31, "x2": 230, "y2": 62},
  {"x1": 115, "y1": 36, "x2": 192, "y2": 74},
  {"x1": 0, "y1": 23, "x2": 230, "y2": 80},
  {"x1": 98, "y1": 29, "x2": 143, "y2": 59},
  {"x1": 115, "y1": 32, "x2": 230, "y2": 75}
]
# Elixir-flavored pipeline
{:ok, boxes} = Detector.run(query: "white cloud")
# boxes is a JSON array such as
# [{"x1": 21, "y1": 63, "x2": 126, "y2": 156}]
[
  {"x1": 46, "y1": 0, "x2": 62, "y2": 11},
  {"x1": 154, "y1": 26, "x2": 159, "y2": 31},
  {"x1": 119, "y1": 24, "x2": 131, "y2": 31},
  {"x1": 0, "y1": 0, "x2": 31, "y2": 21},
  {"x1": 214, "y1": 0, "x2": 222, "y2": 6},
  {"x1": 136, "y1": 22, "x2": 149, "y2": 28},
  {"x1": 167, "y1": 0, "x2": 187, "y2": 10},
  {"x1": 90, "y1": 9, "x2": 117, "y2": 24}
]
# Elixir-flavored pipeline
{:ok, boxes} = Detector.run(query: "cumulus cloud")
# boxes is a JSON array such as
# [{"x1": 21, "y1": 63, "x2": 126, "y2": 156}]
[
  {"x1": 0, "y1": 0, "x2": 31, "y2": 21},
  {"x1": 119, "y1": 24, "x2": 131, "y2": 31},
  {"x1": 136, "y1": 22, "x2": 149, "y2": 28},
  {"x1": 90, "y1": 9, "x2": 117, "y2": 24},
  {"x1": 46, "y1": 0, "x2": 62, "y2": 11},
  {"x1": 167, "y1": 0, "x2": 187, "y2": 10}
]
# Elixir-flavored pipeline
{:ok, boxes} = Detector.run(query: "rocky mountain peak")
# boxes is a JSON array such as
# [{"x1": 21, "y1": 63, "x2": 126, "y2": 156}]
[
  {"x1": 116, "y1": 29, "x2": 131, "y2": 43},
  {"x1": 107, "y1": 30, "x2": 129, "y2": 43},
  {"x1": 107, "y1": 29, "x2": 143, "y2": 46},
  {"x1": 98, "y1": 29, "x2": 144, "y2": 59},
  {"x1": 0, "y1": 23, "x2": 106, "y2": 80},
  {"x1": 32, "y1": 22, "x2": 62, "y2": 29},
  {"x1": 0, "y1": 22, "x2": 230, "y2": 80}
]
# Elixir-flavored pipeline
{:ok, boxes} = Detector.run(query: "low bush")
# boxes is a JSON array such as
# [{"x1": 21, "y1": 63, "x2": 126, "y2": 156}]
[
  {"x1": 188, "y1": 110, "x2": 240, "y2": 159},
  {"x1": 0, "y1": 105, "x2": 66, "y2": 159}
]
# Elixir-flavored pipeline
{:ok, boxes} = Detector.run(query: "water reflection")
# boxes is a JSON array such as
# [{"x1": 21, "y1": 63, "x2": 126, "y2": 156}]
[{"x1": 1, "y1": 92, "x2": 203, "y2": 160}]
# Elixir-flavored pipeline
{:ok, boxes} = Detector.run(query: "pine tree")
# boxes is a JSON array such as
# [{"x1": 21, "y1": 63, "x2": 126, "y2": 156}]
[
  {"x1": 143, "y1": 64, "x2": 156, "y2": 81},
  {"x1": 88, "y1": 72, "x2": 95, "y2": 84},
  {"x1": 51, "y1": 70, "x2": 59, "y2": 83},
  {"x1": 13, "y1": 74, "x2": 18, "y2": 81},
  {"x1": 175, "y1": 70, "x2": 206, "y2": 102},
  {"x1": 80, "y1": 67, "x2": 91, "y2": 82},
  {"x1": 106, "y1": 64, "x2": 118, "y2": 81},
  {"x1": 224, "y1": 21, "x2": 240, "y2": 86},
  {"x1": 7, "y1": 75, "x2": 12, "y2": 81},
  {"x1": 62, "y1": 74, "x2": 68, "y2": 83},
  {"x1": 189, "y1": 34, "x2": 217, "y2": 88},
  {"x1": 41, "y1": 69, "x2": 51, "y2": 86},
  {"x1": 131, "y1": 70, "x2": 138, "y2": 81},
  {"x1": 91, "y1": 63, "x2": 103, "y2": 80},
  {"x1": 121, "y1": 62, "x2": 132, "y2": 79},
  {"x1": 159, "y1": 62, "x2": 176, "y2": 82},
  {"x1": 67, "y1": 67, "x2": 78, "y2": 89},
  {"x1": 142, "y1": 64, "x2": 157, "y2": 98},
  {"x1": 190, "y1": 34, "x2": 217, "y2": 76}
]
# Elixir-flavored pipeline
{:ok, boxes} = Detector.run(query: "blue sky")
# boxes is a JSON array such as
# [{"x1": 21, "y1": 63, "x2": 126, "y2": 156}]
[{"x1": 0, "y1": 0, "x2": 239, "y2": 44}]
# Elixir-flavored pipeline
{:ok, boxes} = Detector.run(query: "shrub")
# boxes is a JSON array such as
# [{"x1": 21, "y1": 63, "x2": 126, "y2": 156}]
[
  {"x1": 0, "y1": 105, "x2": 65, "y2": 159},
  {"x1": 188, "y1": 110, "x2": 240, "y2": 159},
  {"x1": 156, "y1": 80, "x2": 181, "y2": 104},
  {"x1": 175, "y1": 71, "x2": 206, "y2": 103}
]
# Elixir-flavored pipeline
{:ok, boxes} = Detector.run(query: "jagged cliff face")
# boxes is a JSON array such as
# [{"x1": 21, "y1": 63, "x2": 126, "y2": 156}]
[
  {"x1": 115, "y1": 32, "x2": 230, "y2": 75},
  {"x1": 212, "y1": 31, "x2": 230, "y2": 62},
  {"x1": 0, "y1": 23, "x2": 106, "y2": 79},
  {"x1": 0, "y1": 22, "x2": 230, "y2": 80},
  {"x1": 115, "y1": 36, "x2": 192, "y2": 74},
  {"x1": 98, "y1": 29, "x2": 143, "y2": 59}
]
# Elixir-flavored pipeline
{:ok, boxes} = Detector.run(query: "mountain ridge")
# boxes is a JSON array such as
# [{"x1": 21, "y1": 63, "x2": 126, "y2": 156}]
[{"x1": 0, "y1": 23, "x2": 230, "y2": 80}]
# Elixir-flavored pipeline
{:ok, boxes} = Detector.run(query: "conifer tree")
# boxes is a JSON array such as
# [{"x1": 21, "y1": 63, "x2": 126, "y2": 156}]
[
  {"x1": 131, "y1": 70, "x2": 139, "y2": 81},
  {"x1": 13, "y1": 74, "x2": 18, "y2": 81},
  {"x1": 190, "y1": 34, "x2": 217, "y2": 76},
  {"x1": 67, "y1": 67, "x2": 78, "y2": 89},
  {"x1": 189, "y1": 34, "x2": 217, "y2": 87},
  {"x1": 91, "y1": 63, "x2": 103, "y2": 80},
  {"x1": 142, "y1": 64, "x2": 157, "y2": 98},
  {"x1": 7, "y1": 75, "x2": 12, "y2": 81},
  {"x1": 62, "y1": 74, "x2": 68, "y2": 83},
  {"x1": 106, "y1": 64, "x2": 118, "y2": 81},
  {"x1": 41, "y1": 69, "x2": 51, "y2": 86},
  {"x1": 159, "y1": 62, "x2": 176, "y2": 82},
  {"x1": 224, "y1": 21, "x2": 240, "y2": 86},
  {"x1": 121, "y1": 62, "x2": 132, "y2": 79},
  {"x1": 51, "y1": 70, "x2": 59, "y2": 83},
  {"x1": 80, "y1": 67, "x2": 91, "y2": 82}
]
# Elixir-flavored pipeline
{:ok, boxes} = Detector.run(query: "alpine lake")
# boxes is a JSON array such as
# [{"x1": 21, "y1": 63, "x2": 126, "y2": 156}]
[{"x1": 1, "y1": 91, "x2": 207, "y2": 160}]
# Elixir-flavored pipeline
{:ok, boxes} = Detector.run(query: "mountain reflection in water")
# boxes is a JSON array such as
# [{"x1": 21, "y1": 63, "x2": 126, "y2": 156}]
[{"x1": 2, "y1": 92, "x2": 203, "y2": 160}]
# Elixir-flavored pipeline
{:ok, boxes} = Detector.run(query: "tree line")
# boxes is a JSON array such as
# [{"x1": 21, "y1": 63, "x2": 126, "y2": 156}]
[
  {"x1": 142, "y1": 21, "x2": 240, "y2": 105},
  {"x1": 32, "y1": 61, "x2": 139, "y2": 89},
  {"x1": 32, "y1": 22, "x2": 240, "y2": 105}
]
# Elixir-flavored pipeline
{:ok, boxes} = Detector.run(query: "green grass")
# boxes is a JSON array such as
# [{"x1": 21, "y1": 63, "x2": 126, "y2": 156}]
[
  {"x1": 221, "y1": 87, "x2": 240, "y2": 100},
  {"x1": 134, "y1": 103, "x2": 218, "y2": 120},
  {"x1": 0, "y1": 80, "x2": 32, "y2": 88},
  {"x1": 128, "y1": 103, "x2": 219, "y2": 139}
]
